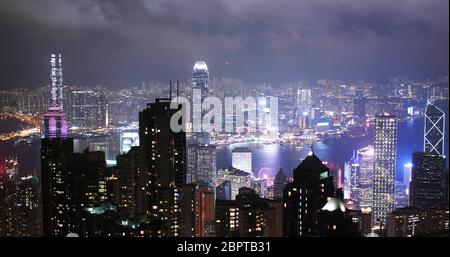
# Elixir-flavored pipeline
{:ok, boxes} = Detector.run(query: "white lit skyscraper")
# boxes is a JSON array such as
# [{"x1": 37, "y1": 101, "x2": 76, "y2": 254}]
[
  {"x1": 192, "y1": 61, "x2": 210, "y2": 144},
  {"x1": 232, "y1": 147, "x2": 252, "y2": 174},
  {"x1": 372, "y1": 113, "x2": 397, "y2": 228},
  {"x1": 357, "y1": 145, "x2": 374, "y2": 212},
  {"x1": 187, "y1": 144, "x2": 217, "y2": 184}
]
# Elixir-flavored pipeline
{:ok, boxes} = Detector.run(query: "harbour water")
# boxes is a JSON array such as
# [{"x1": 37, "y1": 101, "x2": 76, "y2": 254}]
[{"x1": 1, "y1": 118, "x2": 448, "y2": 181}]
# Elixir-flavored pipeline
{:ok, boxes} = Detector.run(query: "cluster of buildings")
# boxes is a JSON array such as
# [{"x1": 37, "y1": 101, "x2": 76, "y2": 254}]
[
  {"x1": 342, "y1": 101, "x2": 449, "y2": 236},
  {"x1": 34, "y1": 56, "x2": 364, "y2": 237},
  {"x1": 0, "y1": 54, "x2": 448, "y2": 237},
  {"x1": 0, "y1": 158, "x2": 41, "y2": 236}
]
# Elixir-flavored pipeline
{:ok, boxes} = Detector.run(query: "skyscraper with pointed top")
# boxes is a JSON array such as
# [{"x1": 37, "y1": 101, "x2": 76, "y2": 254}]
[
  {"x1": 192, "y1": 61, "x2": 210, "y2": 144},
  {"x1": 43, "y1": 53, "x2": 67, "y2": 139},
  {"x1": 424, "y1": 100, "x2": 445, "y2": 156},
  {"x1": 41, "y1": 53, "x2": 74, "y2": 236},
  {"x1": 283, "y1": 150, "x2": 336, "y2": 236}
]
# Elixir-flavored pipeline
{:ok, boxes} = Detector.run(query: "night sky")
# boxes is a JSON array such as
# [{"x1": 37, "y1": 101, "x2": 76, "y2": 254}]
[{"x1": 0, "y1": 0, "x2": 448, "y2": 88}]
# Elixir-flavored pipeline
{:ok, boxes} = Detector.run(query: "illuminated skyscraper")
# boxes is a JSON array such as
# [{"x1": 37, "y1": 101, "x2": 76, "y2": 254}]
[
  {"x1": 357, "y1": 145, "x2": 374, "y2": 212},
  {"x1": 187, "y1": 144, "x2": 217, "y2": 184},
  {"x1": 410, "y1": 152, "x2": 446, "y2": 208},
  {"x1": 41, "y1": 54, "x2": 73, "y2": 236},
  {"x1": 139, "y1": 98, "x2": 186, "y2": 236},
  {"x1": 344, "y1": 151, "x2": 360, "y2": 207},
  {"x1": 43, "y1": 54, "x2": 67, "y2": 138},
  {"x1": 192, "y1": 61, "x2": 210, "y2": 144},
  {"x1": 283, "y1": 151, "x2": 336, "y2": 237},
  {"x1": 232, "y1": 147, "x2": 252, "y2": 174},
  {"x1": 41, "y1": 137, "x2": 74, "y2": 236},
  {"x1": 372, "y1": 113, "x2": 397, "y2": 229},
  {"x1": 424, "y1": 100, "x2": 445, "y2": 155}
]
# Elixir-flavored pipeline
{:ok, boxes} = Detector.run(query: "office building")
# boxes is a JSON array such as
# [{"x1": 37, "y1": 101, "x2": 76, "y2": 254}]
[
  {"x1": 41, "y1": 137, "x2": 74, "y2": 236},
  {"x1": 187, "y1": 144, "x2": 217, "y2": 184},
  {"x1": 283, "y1": 150, "x2": 336, "y2": 236},
  {"x1": 372, "y1": 113, "x2": 397, "y2": 228},
  {"x1": 344, "y1": 151, "x2": 360, "y2": 208},
  {"x1": 139, "y1": 98, "x2": 186, "y2": 236},
  {"x1": 232, "y1": 147, "x2": 252, "y2": 174},
  {"x1": 410, "y1": 152, "x2": 446, "y2": 208},
  {"x1": 192, "y1": 61, "x2": 210, "y2": 144},
  {"x1": 215, "y1": 188, "x2": 283, "y2": 237},
  {"x1": 424, "y1": 100, "x2": 445, "y2": 155},
  {"x1": 217, "y1": 167, "x2": 252, "y2": 200},
  {"x1": 357, "y1": 145, "x2": 374, "y2": 212},
  {"x1": 387, "y1": 206, "x2": 449, "y2": 237},
  {"x1": 395, "y1": 182, "x2": 409, "y2": 209},
  {"x1": 317, "y1": 197, "x2": 361, "y2": 236},
  {"x1": 273, "y1": 169, "x2": 289, "y2": 199}
]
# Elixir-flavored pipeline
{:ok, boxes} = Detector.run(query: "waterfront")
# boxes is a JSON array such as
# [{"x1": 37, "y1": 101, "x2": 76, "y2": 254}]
[
  {"x1": 217, "y1": 118, "x2": 427, "y2": 181},
  {"x1": 2, "y1": 117, "x2": 446, "y2": 182}
]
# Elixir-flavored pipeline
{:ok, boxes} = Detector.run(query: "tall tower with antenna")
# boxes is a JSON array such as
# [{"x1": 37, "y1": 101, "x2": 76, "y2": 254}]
[{"x1": 43, "y1": 54, "x2": 68, "y2": 138}]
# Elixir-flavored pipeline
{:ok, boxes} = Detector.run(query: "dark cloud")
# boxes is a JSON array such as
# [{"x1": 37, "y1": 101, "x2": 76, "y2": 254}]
[{"x1": 0, "y1": 0, "x2": 448, "y2": 88}]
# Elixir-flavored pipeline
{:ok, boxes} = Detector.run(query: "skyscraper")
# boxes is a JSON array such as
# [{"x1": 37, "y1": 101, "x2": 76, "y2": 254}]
[
  {"x1": 283, "y1": 151, "x2": 336, "y2": 237},
  {"x1": 387, "y1": 206, "x2": 449, "y2": 237},
  {"x1": 69, "y1": 148, "x2": 110, "y2": 236},
  {"x1": 424, "y1": 100, "x2": 445, "y2": 156},
  {"x1": 41, "y1": 137, "x2": 74, "y2": 236},
  {"x1": 372, "y1": 113, "x2": 397, "y2": 229},
  {"x1": 296, "y1": 88, "x2": 311, "y2": 119},
  {"x1": 115, "y1": 146, "x2": 144, "y2": 219},
  {"x1": 17, "y1": 175, "x2": 42, "y2": 237},
  {"x1": 43, "y1": 54, "x2": 67, "y2": 139},
  {"x1": 410, "y1": 152, "x2": 446, "y2": 208},
  {"x1": 344, "y1": 151, "x2": 360, "y2": 208},
  {"x1": 139, "y1": 98, "x2": 186, "y2": 236},
  {"x1": 273, "y1": 169, "x2": 288, "y2": 199},
  {"x1": 187, "y1": 144, "x2": 217, "y2": 184},
  {"x1": 353, "y1": 89, "x2": 366, "y2": 125},
  {"x1": 357, "y1": 145, "x2": 374, "y2": 212},
  {"x1": 0, "y1": 158, "x2": 20, "y2": 236},
  {"x1": 232, "y1": 147, "x2": 252, "y2": 174},
  {"x1": 192, "y1": 61, "x2": 210, "y2": 144},
  {"x1": 41, "y1": 54, "x2": 73, "y2": 236}
]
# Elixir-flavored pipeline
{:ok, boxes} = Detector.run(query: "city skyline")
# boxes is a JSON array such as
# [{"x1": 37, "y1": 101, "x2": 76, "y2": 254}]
[{"x1": 1, "y1": 1, "x2": 449, "y2": 241}]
